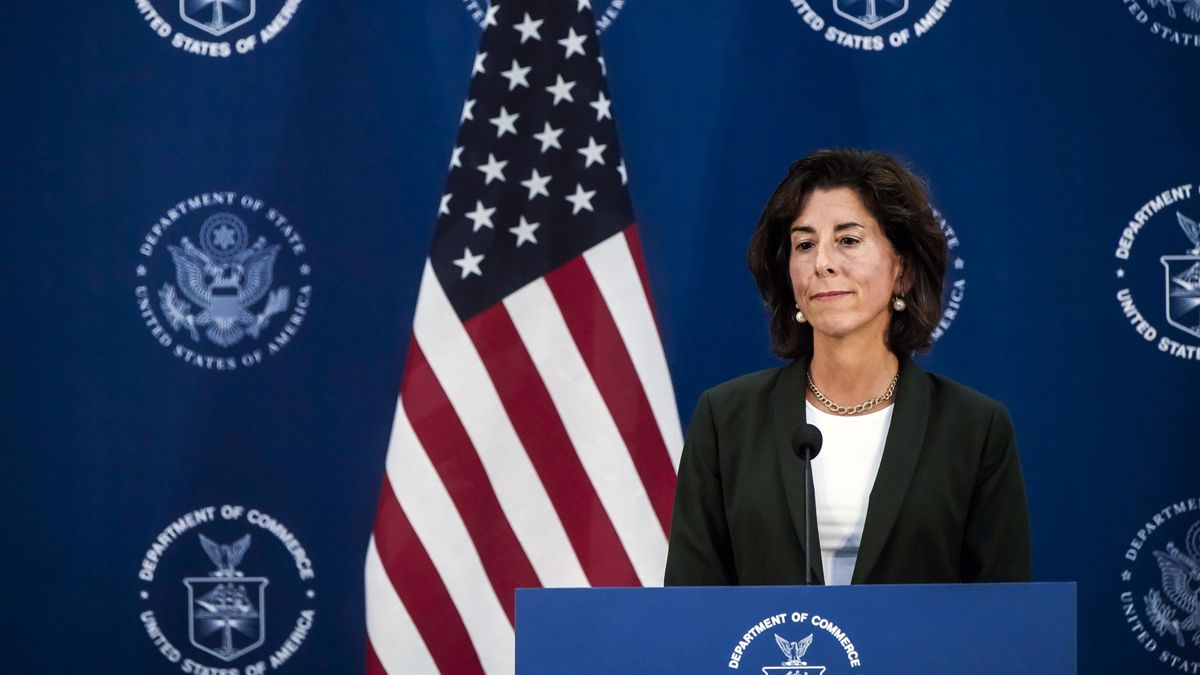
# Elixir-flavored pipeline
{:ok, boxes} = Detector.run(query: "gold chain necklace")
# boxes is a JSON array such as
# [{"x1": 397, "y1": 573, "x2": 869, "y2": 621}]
[{"x1": 807, "y1": 370, "x2": 899, "y2": 416}]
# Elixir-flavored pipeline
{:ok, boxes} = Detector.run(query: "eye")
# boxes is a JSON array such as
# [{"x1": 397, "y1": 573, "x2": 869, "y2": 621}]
[
  {"x1": 794, "y1": 240, "x2": 815, "y2": 251},
  {"x1": 839, "y1": 236, "x2": 861, "y2": 246}
]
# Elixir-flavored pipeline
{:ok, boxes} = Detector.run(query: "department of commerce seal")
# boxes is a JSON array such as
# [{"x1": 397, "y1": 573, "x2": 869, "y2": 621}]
[
  {"x1": 1112, "y1": 183, "x2": 1200, "y2": 361},
  {"x1": 1119, "y1": 0, "x2": 1200, "y2": 48},
  {"x1": 134, "y1": 191, "x2": 313, "y2": 371},
  {"x1": 785, "y1": 0, "x2": 953, "y2": 51},
  {"x1": 138, "y1": 505, "x2": 317, "y2": 673},
  {"x1": 458, "y1": 0, "x2": 626, "y2": 34},
  {"x1": 133, "y1": 0, "x2": 304, "y2": 57},
  {"x1": 726, "y1": 610, "x2": 862, "y2": 672},
  {"x1": 1118, "y1": 498, "x2": 1200, "y2": 672}
]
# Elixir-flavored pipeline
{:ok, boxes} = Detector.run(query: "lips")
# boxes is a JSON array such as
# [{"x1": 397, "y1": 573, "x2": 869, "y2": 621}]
[{"x1": 811, "y1": 291, "x2": 851, "y2": 300}]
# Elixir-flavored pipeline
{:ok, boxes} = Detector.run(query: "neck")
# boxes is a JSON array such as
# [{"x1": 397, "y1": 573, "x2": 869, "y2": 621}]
[{"x1": 808, "y1": 331, "x2": 899, "y2": 407}]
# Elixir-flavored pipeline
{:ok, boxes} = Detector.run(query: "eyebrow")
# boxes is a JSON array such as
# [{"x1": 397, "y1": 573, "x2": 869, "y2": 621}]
[{"x1": 790, "y1": 222, "x2": 866, "y2": 234}]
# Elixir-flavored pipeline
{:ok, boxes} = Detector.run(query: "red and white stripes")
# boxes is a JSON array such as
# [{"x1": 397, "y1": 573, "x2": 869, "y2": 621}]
[{"x1": 366, "y1": 227, "x2": 681, "y2": 674}]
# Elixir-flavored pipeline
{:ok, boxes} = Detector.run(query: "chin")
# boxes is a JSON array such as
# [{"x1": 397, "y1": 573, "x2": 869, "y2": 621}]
[
  {"x1": 811, "y1": 316, "x2": 887, "y2": 342},
  {"x1": 810, "y1": 322, "x2": 858, "y2": 340}
]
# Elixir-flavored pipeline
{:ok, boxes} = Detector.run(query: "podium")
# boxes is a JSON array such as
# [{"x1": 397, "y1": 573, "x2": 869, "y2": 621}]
[{"x1": 516, "y1": 583, "x2": 1075, "y2": 674}]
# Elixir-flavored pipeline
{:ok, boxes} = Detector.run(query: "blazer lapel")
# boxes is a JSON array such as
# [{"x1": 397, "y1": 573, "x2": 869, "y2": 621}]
[
  {"x1": 772, "y1": 358, "x2": 825, "y2": 584},
  {"x1": 851, "y1": 357, "x2": 932, "y2": 584}
]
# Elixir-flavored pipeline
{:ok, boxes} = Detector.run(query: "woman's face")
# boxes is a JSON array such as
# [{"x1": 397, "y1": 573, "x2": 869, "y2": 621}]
[{"x1": 789, "y1": 187, "x2": 904, "y2": 346}]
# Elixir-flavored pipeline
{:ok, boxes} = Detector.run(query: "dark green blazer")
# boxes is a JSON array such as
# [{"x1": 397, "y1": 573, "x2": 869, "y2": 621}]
[{"x1": 664, "y1": 357, "x2": 1031, "y2": 586}]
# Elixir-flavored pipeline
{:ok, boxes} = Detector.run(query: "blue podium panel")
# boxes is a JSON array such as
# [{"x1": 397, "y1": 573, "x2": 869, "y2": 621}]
[{"x1": 516, "y1": 583, "x2": 1075, "y2": 674}]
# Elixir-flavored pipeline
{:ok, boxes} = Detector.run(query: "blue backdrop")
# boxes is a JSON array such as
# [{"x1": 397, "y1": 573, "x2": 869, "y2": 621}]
[{"x1": 3, "y1": 0, "x2": 1199, "y2": 672}]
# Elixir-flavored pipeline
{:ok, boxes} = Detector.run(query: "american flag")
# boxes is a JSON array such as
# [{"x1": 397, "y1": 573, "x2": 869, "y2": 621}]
[{"x1": 364, "y1": 2, "x2": 683, "y2": 672}]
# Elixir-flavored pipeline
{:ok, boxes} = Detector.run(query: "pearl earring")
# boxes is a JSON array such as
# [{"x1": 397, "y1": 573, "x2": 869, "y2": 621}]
[
  {"x1": 794, "y1": 306, "x2": 807, "y2": 324},
  {"x1": 892, "y1": 296, "x2": 907, "y2": 312}
]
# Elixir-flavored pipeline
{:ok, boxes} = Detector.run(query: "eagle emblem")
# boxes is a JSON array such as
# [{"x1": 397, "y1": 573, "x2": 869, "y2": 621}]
[
  {"x1": 159, "y1": 212, "x2": 289, "y2": 348},
  {"x1": 1146, "y1": 0, "x2": 1200, "y2": 22},
  {"x1": 1180, "y1": 212, "x2": 1200, "y2": 257},
  {"x1": 1145, "y1": 520, "x2": 1200, "y2": 648},
  {"x1": 775, "y1": 632, "x2": 814, "y2": 666},
  {"x1": 200, "y1": 533, "x2": 252, "y2": 577}
]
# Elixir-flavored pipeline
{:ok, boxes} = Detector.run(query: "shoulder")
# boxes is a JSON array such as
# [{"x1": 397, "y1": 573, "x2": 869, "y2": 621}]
[
  {"x1": 699, "y1": 363, "x2": 792, "y2": 412},
  {"x1": 917, "y1": 366, "x2": 1014, "y2": 437},
  {"x1": 683, "y1": 362, "x2": 797, "y2": 434},
  {"x1": 706, "y1": 364, "x2": 787, "y2": 398},
  {"x1": 925, "y1": 370, "x2": 1005, "y2": 414}
]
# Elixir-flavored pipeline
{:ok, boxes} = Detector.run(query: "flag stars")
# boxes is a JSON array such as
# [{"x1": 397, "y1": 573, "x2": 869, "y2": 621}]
[
  {"x1": 513, "y1": 13, "x2": 543, "y2": 43},
  {"x1": 565, "y1": 183, "x2": 597, "y2": 214},
  {"x1": 465, "y1": 200, "x2": 497, "y2": 231},
  {"x1": 520, "y1": 168, "x2": 552, "y2": 200},
  {"x1": 439, "y1": 193, "x2": 453, "y2": 216},
  {"x1": 461, "y1": 99, "x2": 476, "y2": 122},
  {"x1": 617, "y1": 159, "x2": 628, "y2": 185},
  {"x1": 532, "y1": 121, "x2": 564, "y2": 153},
  {"x1": 472, "y1": 52, "x2": 487, "y2": 76},
  {"x1": 489, "y1": 106, "x2": 519, "y2": 137},
  {"x1": 500, "y1": 59, "x2": 532, "y2": 91},
  {"x1": 590, "y1": 91, "x2": 612, "y2": 121},
  {"x1": 482, "y1": 4, "x2": 500, "y2": 27},
  {"x1": 509, "y1": 216, "x2": 540, "y2": 247},
  {"x1": 598, "y1": 56, "x2": 607, "y2": 76},
  {"x1": 453, "y1": 248, "x2": 485, "y2": 278},
  {"x1": 477, "y1": 153, "x2": 508, "y2": 184},
  {"x1": 578, "y1": 0, "x2": 592, "y2": 11},
  {"x1": 558, "y1": 28, "x2": 588, "y2": 59},
  {"x1": 449, "y1": 146, "x2": 464, "y2": 169},
  {"x1": 545, "y1": 74, "x2": 576, "y2": 105},
  {"x1": 577, "y1": 136, "x2": 607, "y2": 168}
]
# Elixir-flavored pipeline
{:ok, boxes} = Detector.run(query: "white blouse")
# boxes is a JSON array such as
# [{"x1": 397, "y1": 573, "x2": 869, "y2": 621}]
[{"x1": 805, "y1": 400, "x2": 894, "y2": 585}]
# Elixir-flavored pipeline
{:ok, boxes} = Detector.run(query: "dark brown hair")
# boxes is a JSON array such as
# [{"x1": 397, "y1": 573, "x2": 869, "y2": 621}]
[{"x1": 747, "y1": 148, "x2": 948, "y2": 359}]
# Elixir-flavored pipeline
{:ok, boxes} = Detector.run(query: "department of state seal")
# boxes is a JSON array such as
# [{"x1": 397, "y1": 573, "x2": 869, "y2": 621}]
[
  {"x1": 134, "y1": 191, "x2": 313, "y2": 371},
  {"x1": 1118, "y1": 498, "x2": 1200, "y2": 672},
  {"x1": 931, "y1": 208, "x2": 968, "y2": 343},
  {"x1": 1119, "y1": 0, "x2": 1200, "y2": 48},
  {"x1": 458, "y1": 0, "x2": 626, "y2": 34}
]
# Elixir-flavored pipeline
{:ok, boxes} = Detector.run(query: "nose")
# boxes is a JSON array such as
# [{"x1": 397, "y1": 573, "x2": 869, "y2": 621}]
[{"x1": 812, "y1": 241, "x2": 836, "y2": 277}]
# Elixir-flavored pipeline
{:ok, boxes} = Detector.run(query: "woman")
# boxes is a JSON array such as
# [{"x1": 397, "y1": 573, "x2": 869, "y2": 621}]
[{"x1": 664, "y1": 148, "x2": 1031, "y2": 586}]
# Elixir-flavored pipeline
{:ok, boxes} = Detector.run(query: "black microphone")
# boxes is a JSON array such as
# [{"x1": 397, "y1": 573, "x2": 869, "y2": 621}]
[
  {"x1": 791, "y1": 424, "x2": 823, "y2": 584},
  {"x1": 791, "y1": 424, "x2": 823, "y2": 462}
]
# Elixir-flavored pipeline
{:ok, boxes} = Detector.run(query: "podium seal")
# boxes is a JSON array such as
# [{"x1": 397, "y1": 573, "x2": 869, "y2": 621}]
[
  {"x1": 762, "y1": 632, "x2": 827, "y2": 674},
  {"x1": 727, "y1": 611, "x2": 860, "y2": 671}
]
